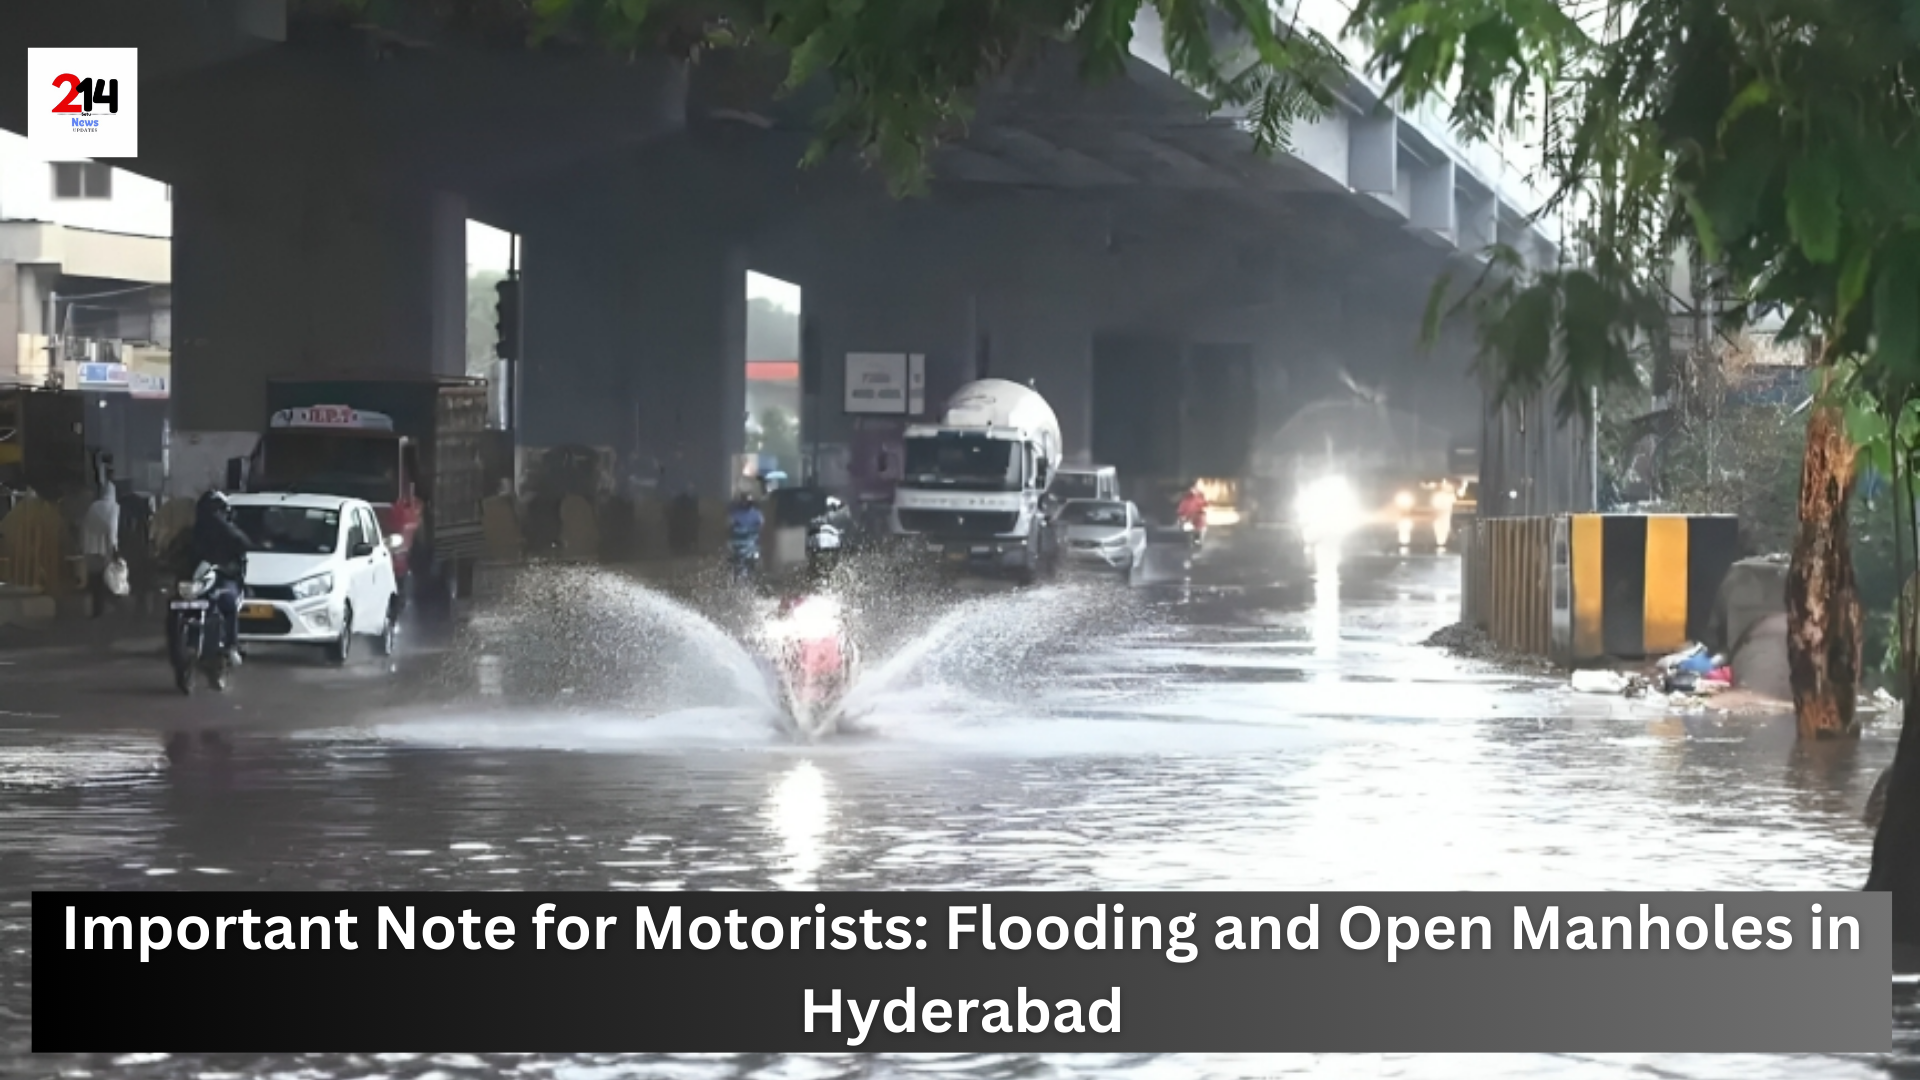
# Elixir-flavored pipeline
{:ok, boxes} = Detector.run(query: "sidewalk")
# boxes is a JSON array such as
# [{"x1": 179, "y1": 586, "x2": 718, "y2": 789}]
[{"x1": 0, "y1": 602, "x2": 166, "y2": 657}]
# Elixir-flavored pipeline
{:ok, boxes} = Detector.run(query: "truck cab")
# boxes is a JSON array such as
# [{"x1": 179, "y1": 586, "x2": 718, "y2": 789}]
[{"x1": 889, "y1": 380, "x2": 1064, "y2": 583}]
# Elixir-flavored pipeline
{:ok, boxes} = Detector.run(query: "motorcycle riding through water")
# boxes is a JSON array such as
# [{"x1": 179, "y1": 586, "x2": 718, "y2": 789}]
[
  {"x1": 758, "y1": 502, "x2": 859, "y2": 738},
  {"x1": 727, "y1": 494, "x2": 764, "y2": 584},
  {"x1": 168, "y1": 556, "x2": 243, "y2": 694},
  {"x1": 1177, "y1": 483, "x2": 1209, "y2": 553}
]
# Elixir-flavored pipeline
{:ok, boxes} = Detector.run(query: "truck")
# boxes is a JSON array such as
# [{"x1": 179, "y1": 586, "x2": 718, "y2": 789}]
[
  {"x1": 889, "y1": 379, "x2": 1064, "y2": 583},
  {"x1": 0, "y1": 387, "x2": 88, "y2": 504},
  {"x1": 249, "y1": 374, "x2": 494, "y2": 613}
]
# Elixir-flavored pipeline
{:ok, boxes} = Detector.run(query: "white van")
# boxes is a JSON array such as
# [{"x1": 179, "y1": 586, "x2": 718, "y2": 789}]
[{"x1": 1049, "y1": 465, "x2": 1120, "y2": 505}]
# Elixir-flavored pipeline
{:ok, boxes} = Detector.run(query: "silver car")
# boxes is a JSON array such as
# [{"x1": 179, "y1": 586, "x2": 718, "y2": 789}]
[{"x1": 1057, "y1": 499, "x2": 1148, "y2": 575}]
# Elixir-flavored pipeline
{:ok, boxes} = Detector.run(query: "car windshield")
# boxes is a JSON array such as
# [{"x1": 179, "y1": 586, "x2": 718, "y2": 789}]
[
  {"x1": 1061, "y1": 501, "x2": 1127, "y2": 527},
  {"x1": 233, "y1": 505, "x2": 341, "y2": 555},
  {"x1": 1052, "y1": 473, "x2": 1100, "y2": 500},
  {"x1": 903, "y1": 433, "x2": 1021, "y2": 490}
]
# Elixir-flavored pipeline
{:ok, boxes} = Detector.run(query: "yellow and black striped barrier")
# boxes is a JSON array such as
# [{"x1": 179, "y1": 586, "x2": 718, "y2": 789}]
[
  {"x1": 1463, "y1": 513, "x2": 1741, "y2": 664},
  {"x1": 1564, "y1": 513, "x2": 1740, "y2": 662}
]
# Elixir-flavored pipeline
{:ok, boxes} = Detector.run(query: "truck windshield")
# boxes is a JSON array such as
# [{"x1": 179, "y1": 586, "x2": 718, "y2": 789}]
[
  {"x1": 260, "y1": 433, "x2": 399, "y2": 504},
  {"x1": 232, "y1": 505, "x2": 341, "y2": 555},
  {"x1": 903, "y1": 433, "x2": 1022, "y2": 491}
]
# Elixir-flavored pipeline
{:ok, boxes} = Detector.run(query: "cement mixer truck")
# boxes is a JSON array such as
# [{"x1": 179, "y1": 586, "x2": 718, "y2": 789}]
[{"x1": 890, "y1": 379, "x2": 1063, "y2": 582}]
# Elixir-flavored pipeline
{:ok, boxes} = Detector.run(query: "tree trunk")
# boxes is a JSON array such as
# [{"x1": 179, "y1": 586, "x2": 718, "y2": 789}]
[
  {"x1": 1865, "y1": 690, "x2": 1920, "y2": 950},
  {"x1": 1785, "y1": 399, "x2": 1861, "y2": 740}
]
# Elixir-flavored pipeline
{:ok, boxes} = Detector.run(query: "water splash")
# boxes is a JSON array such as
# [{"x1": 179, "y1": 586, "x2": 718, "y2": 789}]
[
  {"x1": 452, "y1": 564, "x2": 778, "y2": 718},
  {"x1": 833, "y1": 578, "x2": 1142, "y2": 735}
]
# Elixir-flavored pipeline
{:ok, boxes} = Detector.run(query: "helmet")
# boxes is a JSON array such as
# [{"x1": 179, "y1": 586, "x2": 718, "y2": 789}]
[{"x1": 199, "y1": 489, "x2": 231, "y2": 514}]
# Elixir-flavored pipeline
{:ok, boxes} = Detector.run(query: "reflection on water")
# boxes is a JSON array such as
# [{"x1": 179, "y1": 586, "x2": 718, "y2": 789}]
[
  {"x1": 767, "y1": 760, "x2": 833, "y2": 890},
  {"x1": 0, "y1": 551, "x2": 1911, "y2": 1078}
]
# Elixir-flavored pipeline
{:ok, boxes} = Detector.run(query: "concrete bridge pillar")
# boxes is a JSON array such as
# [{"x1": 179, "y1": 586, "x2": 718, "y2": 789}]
[
  {"x1": 170, "y1": 172, "x2": 467, "y2": 432},
  {"x1": 521, "y1": 217, "x2": 747, "y2": 501}
]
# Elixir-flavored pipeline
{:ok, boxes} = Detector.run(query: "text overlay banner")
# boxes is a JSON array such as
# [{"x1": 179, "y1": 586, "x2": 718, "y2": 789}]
[{"x1": 32, "y1": 891, "x2": 1890, "y2": 1052}]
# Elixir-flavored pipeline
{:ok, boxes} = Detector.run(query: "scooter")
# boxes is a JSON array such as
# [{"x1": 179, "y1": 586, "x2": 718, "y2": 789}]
[
  {"x1": 762, "y1": 593, "x2": 859, "y2": 737},
  {"x1": 727, "y1": 536, "x2": 761, "y2": 583},
  {"x1": 167, "y1": 559, "x2": 238, "y2": 695},
  {"x1": 1180, "y1": 517, "x2": 1207, "y2": 552}
]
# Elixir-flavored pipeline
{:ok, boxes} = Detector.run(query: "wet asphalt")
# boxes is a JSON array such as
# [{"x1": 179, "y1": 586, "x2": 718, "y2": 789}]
[{"x1": 0, "y1": 529, "x2": 1913, "y2": 1078}]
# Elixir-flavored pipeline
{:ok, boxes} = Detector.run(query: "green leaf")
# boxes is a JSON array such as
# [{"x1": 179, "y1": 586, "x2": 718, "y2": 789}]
[
  {"x1": 1682, "y1": 189, "x2": 1721, "y2": 264},
  {"x1": 1786, "y1": 155, "x2": 1842, "y2": 264},
  {"x1": 1839, "y1": 243, "x2": 1873, "y2": 325},
  {"x1": 619, "y1": 0, "x2": 651, "y2": 25},
  {"x1": 1872, "y1": 234, "x2": 1920, "y2": 391},
  {"x1": 1717, "y1": 78, "x2": 1774, "y2": 138}
]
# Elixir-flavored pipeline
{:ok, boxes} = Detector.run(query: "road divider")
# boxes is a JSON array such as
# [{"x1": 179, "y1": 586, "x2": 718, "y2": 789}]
[{"x1": 1463, "y1": 513, "x2": 1740, "y2": 665}]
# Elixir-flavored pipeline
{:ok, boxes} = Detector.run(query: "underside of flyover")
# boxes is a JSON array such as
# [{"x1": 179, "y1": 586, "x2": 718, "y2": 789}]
[{"x1": 3, "y1": 0, "x2": 1489, "y2": 500}]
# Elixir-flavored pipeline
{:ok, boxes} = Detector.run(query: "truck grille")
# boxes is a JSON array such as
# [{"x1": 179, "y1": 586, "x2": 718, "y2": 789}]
[{"x1": 896, "y1": 509, "x2": 1020, "y2": 537}]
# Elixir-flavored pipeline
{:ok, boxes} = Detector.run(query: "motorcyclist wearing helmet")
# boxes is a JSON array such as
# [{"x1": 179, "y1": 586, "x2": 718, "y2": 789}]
[
  {"x1": 804, "y1": 496, "x2": 853, "y2": 585},
  {"x1": 190, "y1": 490, "x2": 254, "y2": 664}
]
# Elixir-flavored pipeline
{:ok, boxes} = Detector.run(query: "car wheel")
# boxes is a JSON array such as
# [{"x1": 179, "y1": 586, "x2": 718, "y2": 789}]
[
  {"x1": 375, "y1": 599, "x2": 398, "y2": 657},
  {"x1": 326, "y1": 605, "x2": 353, "y2": 665}
]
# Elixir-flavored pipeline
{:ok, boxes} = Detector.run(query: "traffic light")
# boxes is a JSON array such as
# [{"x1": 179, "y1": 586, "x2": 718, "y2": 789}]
[{"x1": 494, "y1": 275, "x2": 520, "y2": 362}]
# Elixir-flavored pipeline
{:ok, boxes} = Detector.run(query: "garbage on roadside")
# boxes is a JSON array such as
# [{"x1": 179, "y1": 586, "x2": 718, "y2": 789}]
[
  {"x1": 1570, "y1": 668, "x2": 1658, "y2": 697},
  {"x1": 1569, "y1": 641, "x2": 1731, "y2": 699},
  {"x1": 1571, "y1": 669, "x2": 1630, "y2": 694}
]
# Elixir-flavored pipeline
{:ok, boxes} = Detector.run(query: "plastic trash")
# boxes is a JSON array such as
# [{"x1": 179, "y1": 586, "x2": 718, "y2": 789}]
[
  {"x1": 1657, "y1": 643, "x2": 1708, "y2": 671},
  {"x1": 1571, "y1": 669, "x2": 1631, "y2": 694},
  {"x1": 1675, "y1": 651, "x2": 1717, "y2": 676}
]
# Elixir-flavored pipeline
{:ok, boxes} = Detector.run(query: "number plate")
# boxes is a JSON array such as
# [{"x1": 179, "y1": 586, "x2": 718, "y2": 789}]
[
  {"x1": 240, "y1": 603, "x2": 274, "y2": 619},
  {"x1": 945, "y1": 549, "x2": 968, "y2": 562},
  {"x1": 169, "y1": 600, "x2": 209, "y2": 611}
]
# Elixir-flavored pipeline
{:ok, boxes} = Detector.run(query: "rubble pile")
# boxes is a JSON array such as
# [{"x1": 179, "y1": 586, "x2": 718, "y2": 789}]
[{"x1": 1421, "y1": 623, "x2": 1558, "y2": 674}]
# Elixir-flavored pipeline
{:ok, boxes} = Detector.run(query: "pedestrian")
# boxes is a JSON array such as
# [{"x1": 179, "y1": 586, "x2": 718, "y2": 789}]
[
  {"x1": 80, "y1": 480, "x2": 122, "y2": 618},
  {"x1": 119, "y1": 489, "x2": 156, "y2": 615}
]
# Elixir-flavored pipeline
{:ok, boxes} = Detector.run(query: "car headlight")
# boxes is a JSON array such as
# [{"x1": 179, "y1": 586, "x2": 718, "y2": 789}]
[
  {"x1": 290, "y1": 573, "x2": 334, "y2": 601},
  {"x1": 1394, "y1": 491, "x2": 1415, "y2": 510},
  {"x1": 1101, "y1": 534, "x2": 1127, "y2": 547},
  {"x1": 1432, "y1": 489, "x2": 1455, "y2": 509}
]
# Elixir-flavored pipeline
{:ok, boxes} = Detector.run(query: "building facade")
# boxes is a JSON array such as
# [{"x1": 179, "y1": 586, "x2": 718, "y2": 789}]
[{"x1": 0, "y1": 131, "x2": 172, "y2": 493}]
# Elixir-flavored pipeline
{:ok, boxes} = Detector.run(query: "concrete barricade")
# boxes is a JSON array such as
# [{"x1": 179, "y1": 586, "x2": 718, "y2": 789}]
[{"x1": 1463, "y1": 512, "x2": 1742, "y2": 664}]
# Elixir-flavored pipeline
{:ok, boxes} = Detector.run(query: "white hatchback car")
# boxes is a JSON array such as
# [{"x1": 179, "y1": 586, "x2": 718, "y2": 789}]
[
  {"x1": 227, "y1": 493, "x2": 401, "y2": 663},
  {"x1": 1056, "y1": 498, "x2": 1149, "y2": 577}
]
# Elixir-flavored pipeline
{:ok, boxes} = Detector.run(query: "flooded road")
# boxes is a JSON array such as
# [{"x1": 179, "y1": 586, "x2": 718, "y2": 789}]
[{"x1": 1, "y1": 533, "x2": 1912, "y2": 1078}]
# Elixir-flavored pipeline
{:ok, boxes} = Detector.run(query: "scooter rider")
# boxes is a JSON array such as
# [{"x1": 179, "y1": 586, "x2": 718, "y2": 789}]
[
  {"x1": 727, "y1": 492, "x2": 764, "y2": 573},
  {"x1": 189, "y1": 490, "x2": 254, "y2": 665},
  {"x1": 1177, "y1": 482, "x2": 1209, "y2": 542}
]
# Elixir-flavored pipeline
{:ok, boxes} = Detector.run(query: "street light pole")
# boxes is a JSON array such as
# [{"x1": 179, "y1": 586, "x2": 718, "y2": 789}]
[{"x1": 44, "y1": 290, "x2": 58, "y2": 386}]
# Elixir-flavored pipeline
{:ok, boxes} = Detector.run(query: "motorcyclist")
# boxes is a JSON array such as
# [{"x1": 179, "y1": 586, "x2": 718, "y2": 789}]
[
  {"x1": 770, "y1": 588, "x2": 850, "y2": 709},
  {"x1": 188, "y1": 490, "x2": 253, "y2": 665},
  {"x1": 1176, "y1": 483, "x2": 1209, "y2": 537},
  {"x1": 727, "y1": 493, "x2": 764, "y2": 574},
  {"x1": 804, "y1": 496, "x2": 853, "y2": 583}
]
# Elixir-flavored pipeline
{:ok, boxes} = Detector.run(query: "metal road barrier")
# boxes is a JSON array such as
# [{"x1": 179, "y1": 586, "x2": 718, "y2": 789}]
[
  {"x1": 1461, "y1": 516, "x2": 1555, "y2": 659},
  {"x1": 1463, "y1": 513, "x2": 1741, "y2": 665}
]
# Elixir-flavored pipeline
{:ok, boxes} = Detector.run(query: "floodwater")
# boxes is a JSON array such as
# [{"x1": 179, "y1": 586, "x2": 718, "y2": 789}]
[{"x1": 0, "y1": 533, "x2": 1912, "y2": 1078}]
